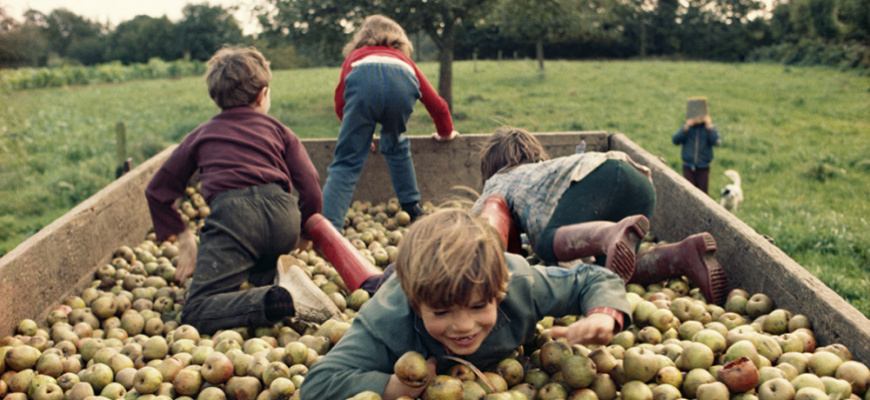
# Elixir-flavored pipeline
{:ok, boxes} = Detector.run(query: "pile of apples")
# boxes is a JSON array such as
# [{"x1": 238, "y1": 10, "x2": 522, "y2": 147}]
[
  {"x1": 1, "y1": 186, "x2": 869, "y2": 400},
  {"x1": 387, "y1": 283, "x2": 870, "y2": 400}
]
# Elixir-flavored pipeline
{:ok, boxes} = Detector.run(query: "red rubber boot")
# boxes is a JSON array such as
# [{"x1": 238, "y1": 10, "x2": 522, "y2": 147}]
[
  {"x1": 552, "y1": 215, "x2": 650, "y2": 281},
  {"x1": 630, "y1": 232, "x2": 729, "y2": 305},
  {"x1": 304, "y1": 213, "x2": 383, "y2": 292},
  {"x1": 478, "y1": 194, "x2": 522, "y2": 254}
]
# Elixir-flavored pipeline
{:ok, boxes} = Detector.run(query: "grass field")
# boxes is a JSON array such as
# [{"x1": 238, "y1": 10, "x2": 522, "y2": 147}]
[{"x1": 1, "y1": 59, "x2": 868, "y2": 316}]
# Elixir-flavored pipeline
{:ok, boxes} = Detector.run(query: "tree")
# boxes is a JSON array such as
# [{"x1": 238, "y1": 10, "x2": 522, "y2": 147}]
[
  {"x1": 494, "y1": 0, "x2": 575, "y2": 74},
  {"x1": 174, "y1": 4, "x2": 244, "y2": 61},
  {"x1": 807, "y1": 0, "x2": 842, "y2": 40},
  {"x1": 493, "y1": 0, "x2": 631, "y2": 73},
  {"x1": 262, "y1": 0, "x2": 499, "y2": 110},
  {"x1": 651, "y1": 0, "x2": 680, "y2": 55},
  {"x1": 108, "y1": 15, "x2": 179, "y2": 64},
  {"x1": 41, "y1": 8, "x2": 104, "y2": 59},
  {"x1": 257, "y1": 0, "x2": 364, "y2": 66},
  {"x1": 0, "y1": 8, "x2": 49, "y2": 67},
  {"x1": 385, "y1": 0, "x2": 500, "y2": 109},
  {"x1": 839, "y1": 0, "x2": 869, "y2": 41}
]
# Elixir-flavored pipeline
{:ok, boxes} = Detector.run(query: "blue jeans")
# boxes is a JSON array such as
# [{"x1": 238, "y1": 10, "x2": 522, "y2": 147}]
[
  {"x1": 322, "y1": 63, "x2": 422, "y2": 230},
  {"x1": 181, "y1": 184, "x2": 299, "y2": 334}
]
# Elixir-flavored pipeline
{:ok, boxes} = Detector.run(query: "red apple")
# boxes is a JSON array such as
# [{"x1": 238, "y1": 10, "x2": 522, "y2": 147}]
[{"x1": 718, "y1": 356, "x2": 760, "y2": 393}]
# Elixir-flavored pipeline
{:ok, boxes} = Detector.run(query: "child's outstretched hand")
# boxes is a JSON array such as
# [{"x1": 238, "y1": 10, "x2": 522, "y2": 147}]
[
  {"x1": 547, "y1": 313, "x2": 616, "y2": 346},
  {"x1": 432, "y1": 130, "x2": 460, "y2": 141},
  {"x1": 173, "y1": 229, "x2": 198, "y2": 284}
]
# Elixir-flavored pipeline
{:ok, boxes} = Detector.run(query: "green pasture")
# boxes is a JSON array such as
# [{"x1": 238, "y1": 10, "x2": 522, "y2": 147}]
[{"x1": 1, "y1": 60, "x2": 868, "y2": 316}]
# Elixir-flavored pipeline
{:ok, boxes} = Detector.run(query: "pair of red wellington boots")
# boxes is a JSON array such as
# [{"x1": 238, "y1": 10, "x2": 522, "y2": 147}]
[{"x1": 477, "y1": 194, "x2": 729, "y2": 305}]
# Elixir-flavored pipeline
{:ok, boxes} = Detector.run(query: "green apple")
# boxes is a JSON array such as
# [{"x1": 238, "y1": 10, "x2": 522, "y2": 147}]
[
  {"x1": 758, "y1": 378, "x2": 795, "y2": 400},
  {"x1": 133, "y1": 366, "x2": 163, "y2": 394},
  {"x1": 696, "y1": 381, "x2": 730, "y2": 400},
  {"x1": 624, "y1": 347, "x2": 658, "y2": 383},
  {"x1": 807, "y1": 350, "x2": 842, "y2": 377},
  {"x1": 678, "y1": 342, "x2": 715, "y2": 371}
]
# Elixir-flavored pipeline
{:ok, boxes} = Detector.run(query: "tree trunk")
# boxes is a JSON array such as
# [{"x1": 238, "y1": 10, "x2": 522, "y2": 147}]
[
  {"x1": 437, "y1": 22, "x2": 455, "y2": 112},
  {"x1": 640, "y1": 17, "x2": 647, "y2": 57},
  {"x1": 536, "y1": 38, "x2": 545, "y2": 75}
]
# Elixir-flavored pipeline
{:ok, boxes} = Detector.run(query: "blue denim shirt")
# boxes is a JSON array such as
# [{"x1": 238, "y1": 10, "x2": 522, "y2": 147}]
[{"x1": 298, "y1": 253, "x2": 630, "y2": 400}]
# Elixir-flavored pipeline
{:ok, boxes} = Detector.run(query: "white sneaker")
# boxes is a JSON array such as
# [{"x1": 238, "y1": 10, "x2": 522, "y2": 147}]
[{"x1": 276, "y1": 255, "x2": 343, "y2": 324}]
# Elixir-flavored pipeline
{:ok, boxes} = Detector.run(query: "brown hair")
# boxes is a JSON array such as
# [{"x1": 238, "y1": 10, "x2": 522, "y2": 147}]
[
  {"x1": 395, "y1": 208, "x2": 509, "y2": 312},
  {"x1": 206, "y1": 46, "x2": 272, "y2": 110},
  {"x1": 479, "y1": 127, "x2": 550, "y2": 184},
  {"x1": 343, "y1": 15, "x2": 413, "y2": 57}
]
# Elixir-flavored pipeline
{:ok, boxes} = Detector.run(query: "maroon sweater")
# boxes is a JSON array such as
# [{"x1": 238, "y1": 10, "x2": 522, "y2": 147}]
[{"x1": 145, "y1": 107, "x2": 322, "y2": 241}]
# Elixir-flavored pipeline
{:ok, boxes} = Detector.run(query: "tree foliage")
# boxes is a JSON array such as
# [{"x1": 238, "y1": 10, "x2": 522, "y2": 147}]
[
  {"x1": 0, "y1": 3, "x2": 245, "y2": 68},
  {"x1": 1, "y1": 0, "x2": 868, "y2": 72},
  {"x1": 107, "y1": 16, "x2": 178, "y2": 64},
  {"x1": 261, "y1": 0, "x2": 499, "y2": 108},
  {"x1": 174, "y1": 4, "x2": 245, "y2": 61}
]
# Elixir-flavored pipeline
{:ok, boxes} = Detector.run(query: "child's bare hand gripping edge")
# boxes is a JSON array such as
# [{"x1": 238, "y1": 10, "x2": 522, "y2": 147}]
[{"x1": 546, "y1": 313, "x2": 616, "y2": 346}]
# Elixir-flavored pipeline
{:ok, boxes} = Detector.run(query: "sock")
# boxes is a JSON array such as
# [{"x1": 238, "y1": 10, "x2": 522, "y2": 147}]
[{"x1": 265, "y1": 286, "x2": 295, "y2": 321}]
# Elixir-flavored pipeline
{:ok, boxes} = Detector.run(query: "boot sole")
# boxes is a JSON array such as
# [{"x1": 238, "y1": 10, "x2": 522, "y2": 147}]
[
  {"x1": 690, "y1": 233, "x2": 730, "y2": 305},
  {"x1": 606, "y1": 215, "x2": 650, "y2": 281}
]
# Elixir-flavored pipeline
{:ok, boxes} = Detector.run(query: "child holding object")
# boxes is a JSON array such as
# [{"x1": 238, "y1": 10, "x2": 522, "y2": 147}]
[
  {"x1": 471, "y1": 127, "x2": 728, "y2": 305},
  {"x1": 672, "y1": 97, "x2": 722, "y2": 195},
  {"x1": 298, "y1": 208, "x2": 631, "y2": 400},
  {"x1": 144, "y1": 46, "x2": 341, "y2": 335},
  {"x1": 321, "y1": 14, "x2": 460, "y2": 232}
]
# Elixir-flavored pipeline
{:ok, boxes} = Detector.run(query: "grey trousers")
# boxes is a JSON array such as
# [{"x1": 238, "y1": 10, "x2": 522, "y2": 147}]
[{"x1": 181, "y1": 184, "x2": 300, "y2": 334}]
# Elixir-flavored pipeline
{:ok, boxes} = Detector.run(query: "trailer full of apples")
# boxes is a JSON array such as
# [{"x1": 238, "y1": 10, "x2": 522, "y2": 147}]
[{"x1": 1, "y1": 186, "x2": 869, "y2": 400}]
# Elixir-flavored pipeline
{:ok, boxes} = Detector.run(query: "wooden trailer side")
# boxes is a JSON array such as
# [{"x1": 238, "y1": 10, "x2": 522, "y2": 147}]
[
  {"x1": 0, "y1": 145, "x2": 177, "y2": 337},
  {"x1": 1, "y1": 131, "x2": 867, "y2": 366},
  {"x1": 609, "y1": 132, "x2": 870, "y2": 364},
  {"x1": 302, "y1": 132, "x2": 610, "y2": 205}
]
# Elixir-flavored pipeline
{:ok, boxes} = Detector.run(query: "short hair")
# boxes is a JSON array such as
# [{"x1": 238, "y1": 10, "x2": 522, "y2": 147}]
[
  {"x1": 206, "y1": 46, "x2": 272, "y2": 110},
  {"x1": 395, "y1": 208, "x2": 509, "y2": 313},
  {"x1": 478, "y1": 127, "x2": 550, "y2": 184},
  {"x1": 343, "y1": 15, "x2": 413, "y2": 57}
]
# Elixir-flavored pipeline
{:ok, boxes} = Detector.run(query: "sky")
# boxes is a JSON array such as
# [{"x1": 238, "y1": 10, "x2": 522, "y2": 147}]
[{"x1": 2, "y1": 0, "x2": 268, "y2": 35}]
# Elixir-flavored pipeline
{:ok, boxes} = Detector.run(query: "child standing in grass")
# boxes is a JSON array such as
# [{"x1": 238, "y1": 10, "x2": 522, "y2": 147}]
[
  {"x1": 321, "y1": 14, "x2": 460, "y2": 232},
  {"x1": 672, "y1": 98, "x2": 722, "y2": 195},
  {"x1": 471, "y1": 127, "x2": 728, "y2": 305},
  {"x1": 145, "y1": 46, "x2": 340, "y2": 334},
  {"x1": 299, "y1": 208, "x2": 630, "y2": 400}
]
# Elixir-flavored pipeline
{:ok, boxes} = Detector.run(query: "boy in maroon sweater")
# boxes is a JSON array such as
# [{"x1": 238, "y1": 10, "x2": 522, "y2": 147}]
[{"x1": 145, "y1": 46, "x2": 340, "y2": 334}]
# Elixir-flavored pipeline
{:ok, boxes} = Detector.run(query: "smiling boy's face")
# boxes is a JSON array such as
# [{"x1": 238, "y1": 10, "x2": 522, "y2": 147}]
[{"x1": 417, "y1": 292, "x2": 498, "y2": 355}]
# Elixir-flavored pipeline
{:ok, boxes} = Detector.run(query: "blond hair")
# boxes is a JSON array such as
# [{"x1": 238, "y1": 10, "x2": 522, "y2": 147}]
[
  {"x1": 206, "y1": 46, "x2": 272, "y2": 110},
  {"x1": 479, "y1": 127, "x2": 550, "y2": 184},
  {"x1": 395, "y1": 208, "x2": 509, "y2": 312},
  {"x1": 343, "y1": 15, "x2": 413, "y2": 57}
]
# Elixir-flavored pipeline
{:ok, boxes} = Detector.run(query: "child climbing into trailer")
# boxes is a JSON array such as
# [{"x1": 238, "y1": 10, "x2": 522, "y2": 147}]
[
  {"x1": 471, "y1": 127, "x2": 729, "y2": 305},
  {"x1": 321, "y1": 14, "x2": 460, "y2": 232},
  {"x1": 144, "y1": 46, "x2": 341, "y2": 334}
]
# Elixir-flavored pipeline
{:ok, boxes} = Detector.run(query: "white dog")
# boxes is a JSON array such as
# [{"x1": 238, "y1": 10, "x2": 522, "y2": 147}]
[{"x1": 720, "y1": 169, "x2": 744, "y2": 211}]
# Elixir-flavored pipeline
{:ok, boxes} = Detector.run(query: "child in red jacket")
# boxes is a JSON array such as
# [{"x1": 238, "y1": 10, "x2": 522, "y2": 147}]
[{"x1": 321, "y1": 14, "x2": 460, "y2": 232}]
